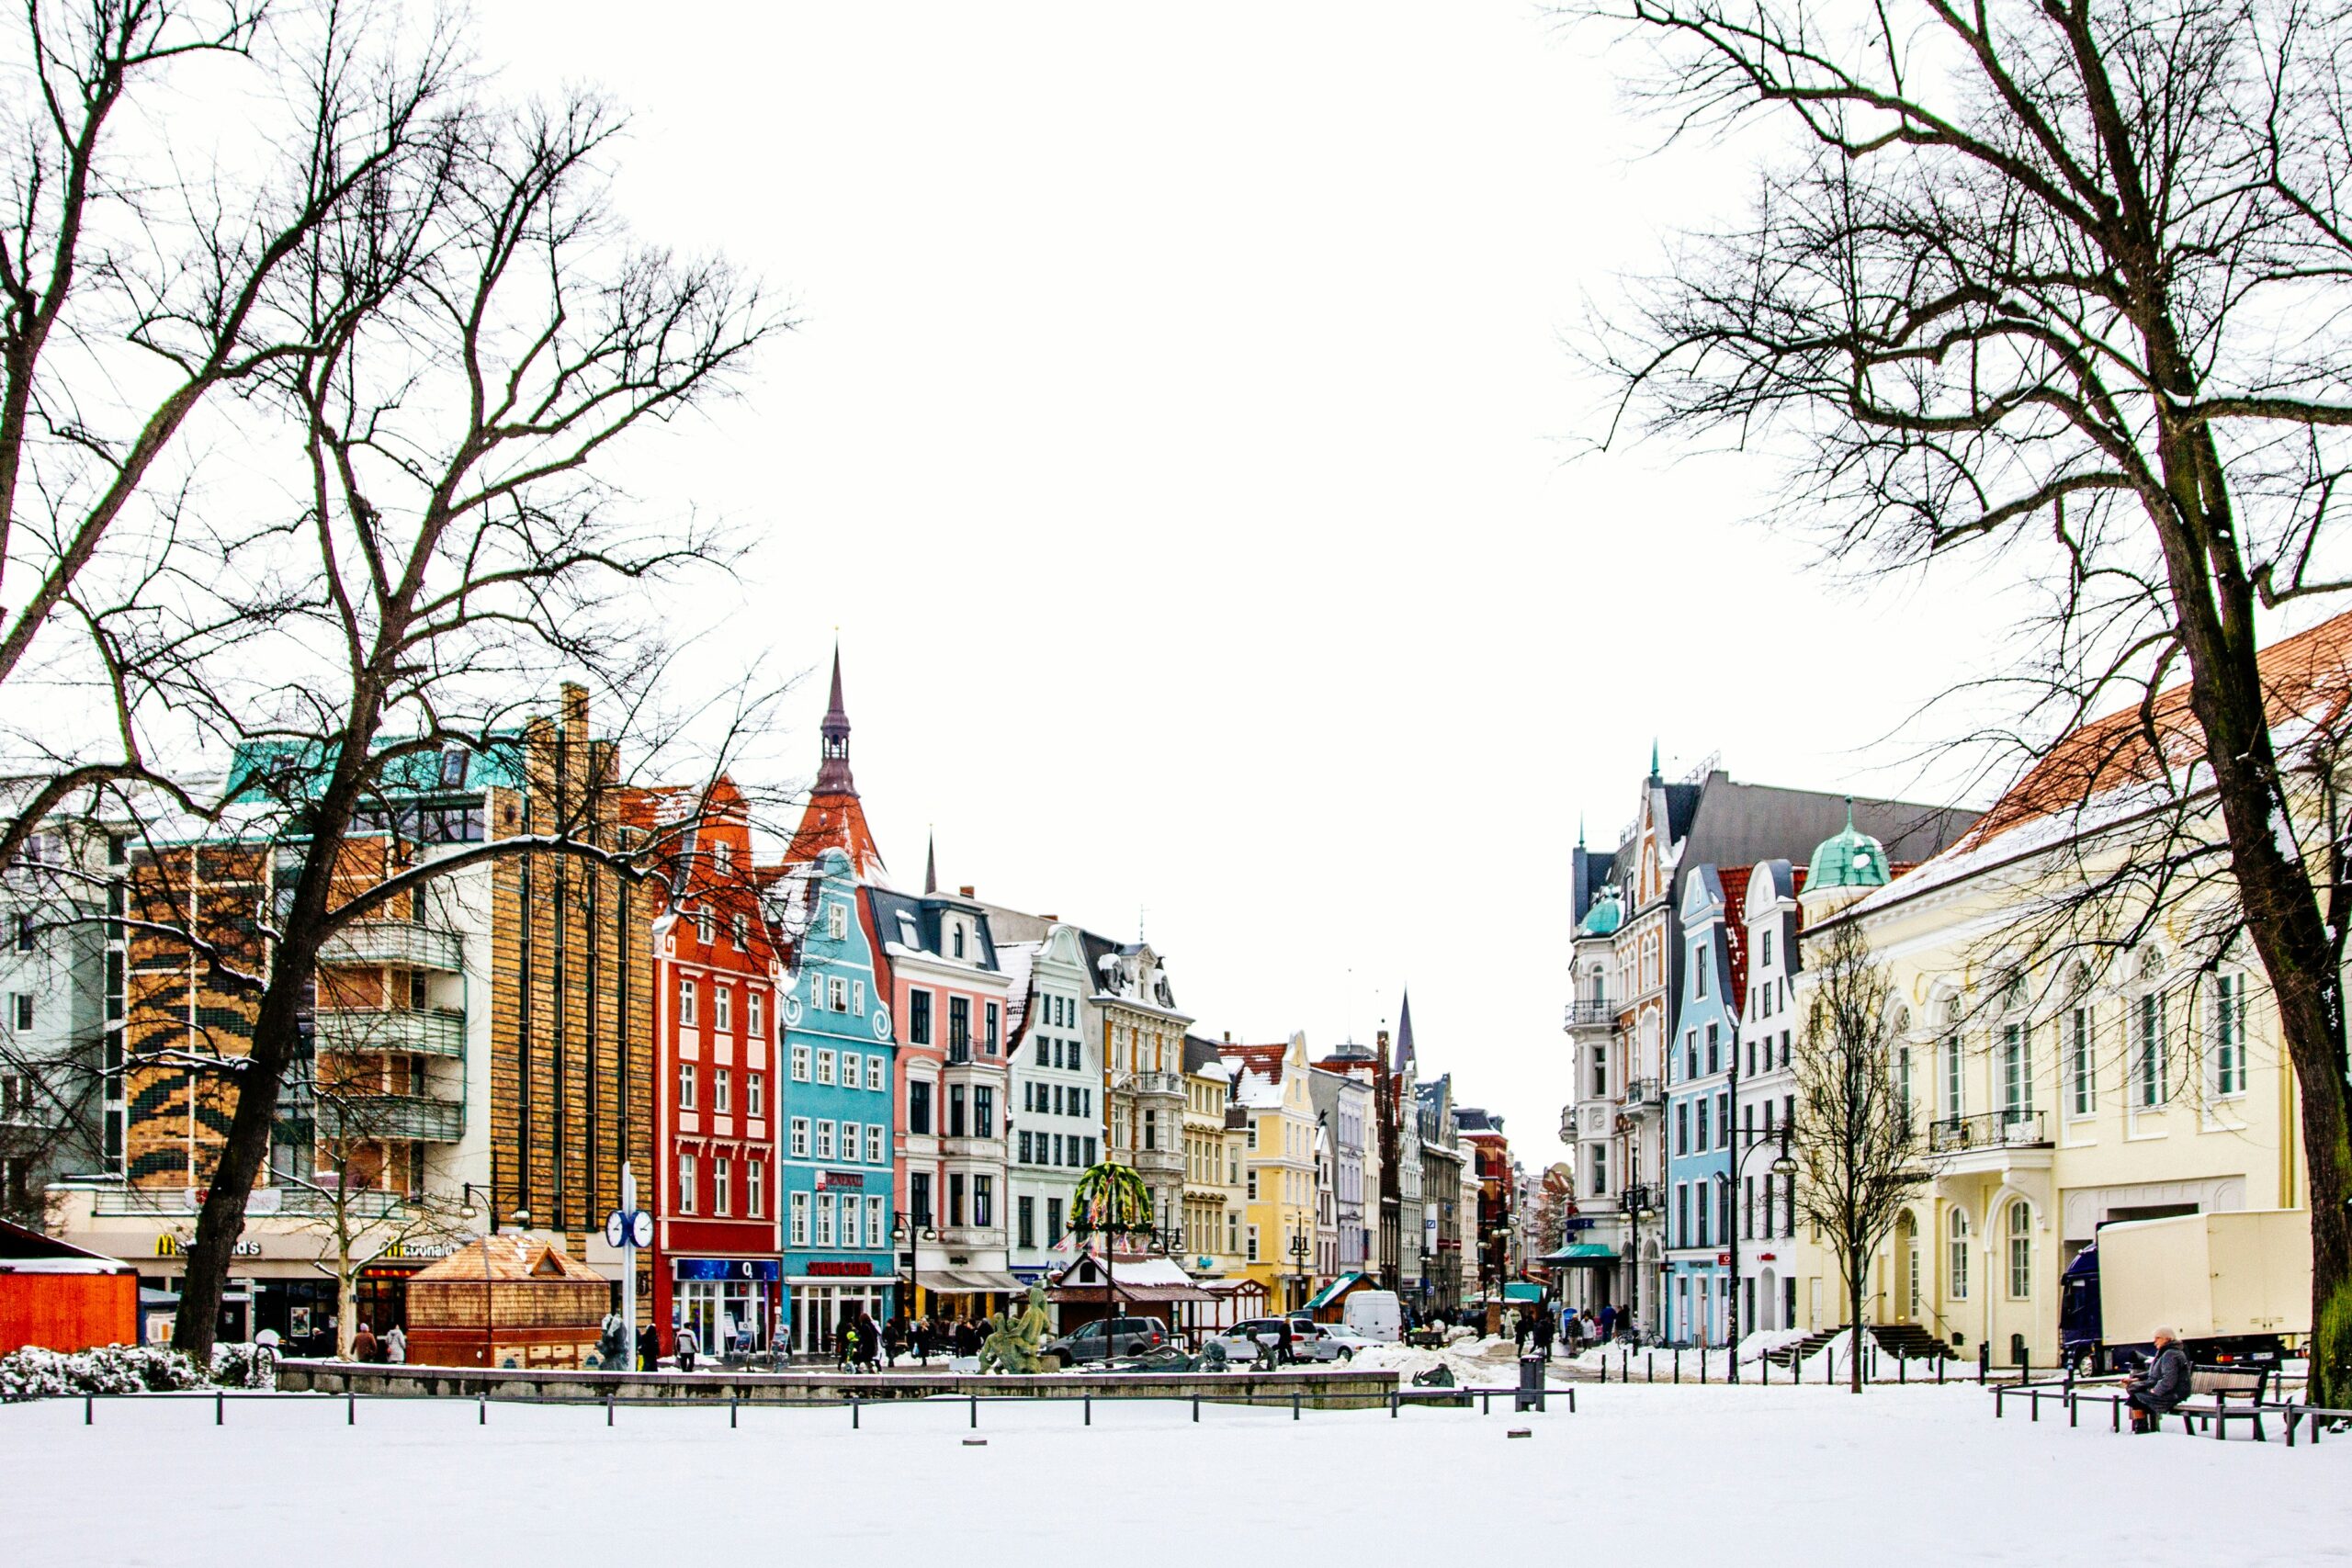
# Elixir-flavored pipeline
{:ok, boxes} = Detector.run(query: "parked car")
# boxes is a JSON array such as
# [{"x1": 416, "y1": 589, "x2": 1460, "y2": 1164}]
[
  {"x1": 1287, "y1": 1321, "x2": 1377, "y2": 1362},
  {"x1": 1341, "y1": 1289, "x2": 1402, "y2": 1343},
  {"x1": 1211, "y1": 1317, "x2": 1299, "y2": 1365},
  {"x1": 1045, "y1": 1315, "x2": 1170, "y2": 1365}
]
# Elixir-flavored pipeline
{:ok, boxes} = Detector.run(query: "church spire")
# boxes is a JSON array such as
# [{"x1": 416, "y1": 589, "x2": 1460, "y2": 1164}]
[
  {"x1": 924, "y1": 829, "x2": 938, "y2": 895},
  {"x1": 1395, "y1": 989, "x2": 1417, "y2": 1074},
  {"x1": 815, "y1": 641, "x2": 855, "y2": 796},
  {"x1": 1649, "y1": 739, "x2": 1661, "y2": 781}
]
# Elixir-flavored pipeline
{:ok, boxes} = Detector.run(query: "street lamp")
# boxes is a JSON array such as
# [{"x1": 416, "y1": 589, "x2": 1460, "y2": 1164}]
[
  {"x1": 1718, "y1": 1123, "x2": 1795, "y2": 1383},
  {"x1": 1286, "y1": 1230, "x2": 1312, "y2": 1314}
]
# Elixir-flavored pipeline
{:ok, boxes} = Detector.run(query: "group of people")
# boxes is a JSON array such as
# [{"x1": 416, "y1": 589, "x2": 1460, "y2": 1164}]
[{"x1": 345, "y1": 1323, "x2": 407, "y2": 1363}]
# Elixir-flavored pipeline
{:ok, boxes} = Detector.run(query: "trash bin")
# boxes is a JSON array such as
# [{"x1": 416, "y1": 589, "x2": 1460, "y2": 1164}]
[{"x1": 1516, "y1": 1353, "x2": 1546, "y2": 1413}]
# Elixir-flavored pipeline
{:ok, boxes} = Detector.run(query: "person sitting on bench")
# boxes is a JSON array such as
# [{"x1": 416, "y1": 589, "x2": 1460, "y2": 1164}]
[{"x1": 2122, "y1": 1327, "x2": 2190, "y2": 1434}]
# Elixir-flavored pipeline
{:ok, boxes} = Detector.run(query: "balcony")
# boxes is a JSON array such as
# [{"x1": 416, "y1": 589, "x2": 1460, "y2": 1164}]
[
  {"x1": 1121, "y1": 1071, "x2": 1184, "y2": 1100},
  {"x1": 90, "y1": 1185, "x2": 413, "y2": 1219},
  {"x1": 320, "y1": 921, "x2": 464, "y2": 972},
  {"x1": 939, "y1": 1134, "x2": 1007, "y2": 1162},
  {"x1": 1623, "y1": 1077, "x2": 1662, "y2": 1110},
  {"x1": 1129, "y1": 1146, "x2": 1184, "y2": 1179},
  {"x1": 1617, "y1": 1183, "x2": 1658, "y2": 1218},
  {"x1": 1563, "y1": 999, "x2": 1615, "y2": 1028},
  {"x1": 1928, "y1": 1111, "x2": 2052, "y2": 1177},
  {"x1": 319, "y1": 1092, "x2": 464, "y2": 1143},
  {"x1": 314, "y1": 1006, "x2": 466, "y2": 1059}
]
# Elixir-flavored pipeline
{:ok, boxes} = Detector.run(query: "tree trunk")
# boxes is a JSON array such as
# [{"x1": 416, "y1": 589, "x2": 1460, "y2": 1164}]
[
  {"x1": 337, "y1": 1265, "x2": 358, "y2": 1361},
  {"x1": 1848, "y1": 1269, "x2": 1865, "y2": 1394}
]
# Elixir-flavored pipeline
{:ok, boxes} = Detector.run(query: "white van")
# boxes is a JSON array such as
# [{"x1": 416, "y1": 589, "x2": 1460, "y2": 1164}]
[{"x1": 1342, "y1": 1289, "x2": 1402, "y2": 1343}]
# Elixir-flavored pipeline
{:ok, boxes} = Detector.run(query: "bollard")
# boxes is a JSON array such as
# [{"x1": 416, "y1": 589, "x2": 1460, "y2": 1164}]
[
  {"x1": 1978, "y1": 1342, "x2": 1989, "y2": 1385},
  {"x1": 1193, "y1": 1396, "x2": 1200, "y2": 1423},
  {"x1": 215, "y1": 1391, "x2": 223, "y2": 1426},
  {"x1": 1939, "y1": 1354, "x2": 1946, "y2": 1385},
  {"x1": 730, "y1": 1399, "x2": 738, "y2": 1429},
  {"x1": 1293, "y1": 1393, "x2": 1301, "y2": 1421},
  {"x1": 1900, "y1": 1354, "x2": 1907, "y2": 1385},
  {"x1": 606, "y1": 1396, "x2": 614, "y2": 1427},
  {"x1": 346, "y1": 1391, "x2": 355, "y2": 1426},
  {"x1": 969, "y1": 1395, "x2": 978, "y2": 1429},
  {"x1": 1390, "y1": 1391, "x2": 1399, "y2": 1419},
  {"x1": 852, "y1": 1398, "x2": 861, "y2": 1430},
  {"x1": 1646, "y1": 1353, "x2": 1654, "y2": 1385},
  {"x1": 1084, "y1": 1394, "x2": 1091, "y2": 1427},
  {"x1": 1675, "y1": 1348, "x2": 1681, "y2": 1383},
  {"x1": 84, "y1": 1393, "x2": 92, "y2": 1426},
  {"x1": 479, "y1": 1394, "x2": 486, "y2": 1425},
  {"x1": 2069, "y1": 1392, "x2": 2078, "y2": 1427},
  {"x1": 2030, "y1": 1389, "x2": 2040, "y2": 1422},
  {"x1": 1568, "y1": 1388, "x2": 1577, "y2": 1414},
  {"x1": 1995, "y1": 1385, "x2": 2005, "y2": 1418}
]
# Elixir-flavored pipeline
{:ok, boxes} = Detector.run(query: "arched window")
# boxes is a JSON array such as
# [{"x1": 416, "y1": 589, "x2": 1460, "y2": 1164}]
[
  {"x1": 1948, "y1": 1207, "x2": 1972, "y2": 1301},
  {"x1": 2007, "y1": 1200, "x2": 2032, "y2": 1299}
]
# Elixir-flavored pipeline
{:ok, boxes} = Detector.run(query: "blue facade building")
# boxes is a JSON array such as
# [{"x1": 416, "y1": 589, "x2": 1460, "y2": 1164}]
[
  {"x1": 1665, "y1": 864, "x2": 1740, "y2": 1345},
  {"x1": 775, "y1": 847, "x2": 898, "y2": 1354}
]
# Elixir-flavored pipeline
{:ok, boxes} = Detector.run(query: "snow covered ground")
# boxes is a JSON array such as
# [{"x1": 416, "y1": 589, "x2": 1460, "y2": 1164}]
[{"x1": 3, "y1": 1382, "x2": 2342, "y2": 1566}]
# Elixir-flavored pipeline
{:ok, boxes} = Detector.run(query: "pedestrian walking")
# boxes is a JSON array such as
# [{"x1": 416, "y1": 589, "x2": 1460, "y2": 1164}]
[
  {"x1": 955, "y1": 1316, "x2": 982, "y2": 1357},
  {"x1": 1512, "y1": 1309, "x2": 1532, "y2": 1354},
  {"x1": 855, "y1": 1309, "x2": 883, "y2": 1372},
  {"x1": 675, "y1": 1321, "x2": 700, "y2": 1373},
  {"x1": 350, "y1": 1322, "x2": 379, "y2": 1363},
  {"x1": 384, "y1": 1324, "x2": 407, "y2": 1364},
  {"x1": 1532, "y1": 1309, "x2": 1555, "y2": 1361},
  {"x1": 1597, "y1": 1301, "x2": 1618, "y2": 1341}
]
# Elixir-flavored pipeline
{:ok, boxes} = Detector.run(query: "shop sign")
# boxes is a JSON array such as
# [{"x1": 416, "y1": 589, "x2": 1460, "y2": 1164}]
[
  {"x1": 808, "y1": 1260, "x2": 872, "y2": 1277},
  {"x1": 818, "y1": 1170, "x2": 865, "y2": 1190},
  {"x1": 676, "y1": 1258, "x2": 781, "y2": 1282},
  {"x1": 1563, "y1": 1217, "x2": 1597, "y2": 1232},
  {"x1": 154, "y1": 1234, "x2": 261, "y2": 1258},
  {"x1": 379, "y1": 1240, "x2": 458, "y2": 1260}
]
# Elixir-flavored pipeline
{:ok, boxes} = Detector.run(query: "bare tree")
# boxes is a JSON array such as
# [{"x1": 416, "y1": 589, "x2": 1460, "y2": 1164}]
[
  {"x1": 119, "y1": 62, "x2": 785, "y2": 1358},
  {"x1": 1588, "y1": 0, "x2": 2352, "y2": 1406},
  {"x1": 1792, "y1": 922, "x2": 1931, "y2": 1393}
]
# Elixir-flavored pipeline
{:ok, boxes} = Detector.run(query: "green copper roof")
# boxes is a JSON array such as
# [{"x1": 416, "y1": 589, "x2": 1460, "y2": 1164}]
[
  {"x1": 1807, "y1": 800, "x2": 1890, "y2": 891},
  {"x1": 1577, "y1": 885, "x2": 1623, "y2": 937}
]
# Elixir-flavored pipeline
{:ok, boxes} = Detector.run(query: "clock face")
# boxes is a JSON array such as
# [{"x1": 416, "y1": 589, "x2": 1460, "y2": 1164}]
[
  {"x1": 631, "y1": 1211, "x2": 655, "y2": 1249},
  {"x1": 603, "y1": 1213, "x2": 626, "y2": 1248}
]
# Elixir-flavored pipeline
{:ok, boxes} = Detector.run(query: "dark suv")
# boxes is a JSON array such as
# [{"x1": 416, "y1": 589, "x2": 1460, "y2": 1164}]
[{"x1": 1045, "y1": 1315, "x2": 1170, "y2": 1365}]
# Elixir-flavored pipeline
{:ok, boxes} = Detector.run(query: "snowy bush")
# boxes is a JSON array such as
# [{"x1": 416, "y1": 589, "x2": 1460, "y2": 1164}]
[
  {"x1": 210, "y1": 1342, "x2": 277, "y2": 1390},
  {"x1": 0, "y1": 1343, "x2": 209, "y2": 1399}
]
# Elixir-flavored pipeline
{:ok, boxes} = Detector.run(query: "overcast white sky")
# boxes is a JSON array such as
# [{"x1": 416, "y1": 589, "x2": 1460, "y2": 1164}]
[{"x1": 475, "y1": 2, "x2": 2020, "y2": 1169}]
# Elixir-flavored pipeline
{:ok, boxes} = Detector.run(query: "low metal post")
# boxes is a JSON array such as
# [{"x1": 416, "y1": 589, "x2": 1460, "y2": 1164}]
[
  {"x1": 1646, "y1": 1354, "x2": 1653, "y2": 1385},
  {"x1": 1193, "y1": 1396, "x2": 1199, "y2": 1423},
  {"x1": 606, "y1": 1395, "x2": 614, "y2": 1427},
  {"x1": 730, "y1": 1399, "x2": 738, "y2": 1429},
  {"x1": 969, "y1": 1394, "x2": 978, "y2": 1429},
  {"x1": 1978, "y1": 1341, "x2": 1989, "y2": 1384},
  {"x1": 2030, "y1": 1389, "x2": 2040, "y2": 1422},
  {"x1": 1995, "y1": 1386, "x2": 2005, "y2": 1418},
  {"x1": 346, "y1": 1391, "x2": 355, "y2": 1426},
  {"x1": 1568, "y1": 1388, "x2": 1577, "y2": 1414},
  {"x1": 1674, "y1": 1348, "x2": 1680, "y2": 1383},
  {"x1": 1900, "y1": 1354, "x2": 1907, "y2": 1385},
  {"x1": 215, "y1": 1391, "x2": 223, "y2": 1426},
  {"x1": 1293, "y1": 1393, "x2": 1301, "y2": 1421},
  {"x1": 478, "y1": 1394, "x2": 486, "y2": 1425},
  {"x1": 83, "y1": 1393, "x2": 92, "y2": 1425},
  {"x1": 1083, "y1": 1394, "x2": 1091, "y2": 1427},
  {"x1": 2068, "y1": 1392, "x2": 2078, "y2": 1427},
  {"x1": 1390, "y1": 1392, "x2": 1398, "y2": 1418},
  {"x1": 1938, "y1": 1354, "x2": 1946, "y2": 1385},
  {"x1": 852, "y1": 1397, "x2": 861, "y2": 1429}
]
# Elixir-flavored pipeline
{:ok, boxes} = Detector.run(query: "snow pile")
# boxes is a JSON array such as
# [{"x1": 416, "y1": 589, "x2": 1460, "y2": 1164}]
[{"x1": 0, "y1": 1342, "x2": 276, "y2": 1401}]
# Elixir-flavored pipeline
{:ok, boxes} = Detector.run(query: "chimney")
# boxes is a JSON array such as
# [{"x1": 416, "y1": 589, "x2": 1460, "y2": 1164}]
[
  {"x1": 1222, "y1": 1030, "x2": 1230, "y2": 1043},
  {"x1": 958, "y1": 885, "x2": 975, "y2": 898},
  {"x1": 561, "y1": 681, "x2": 589, "y2": 740},
  {"x1": 1041, "y1": 914, "x2": 1057, "y2": 921}
]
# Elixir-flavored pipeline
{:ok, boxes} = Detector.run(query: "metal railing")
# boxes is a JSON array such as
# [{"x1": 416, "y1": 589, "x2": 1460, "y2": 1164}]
[
  {"x1": 90, "y1": 1185, "x2": 413, "y2": 1218},
  {"x1": 1564, "y1": 1000, "x2": 1614, "y2": 1027},
  {"x1": 320, "y1": 921, "x2": 464, "y2": 972},
  {"x1": 1122, "y1": 1071, "x2": 1184, "y2": 1097},
  {"x1": 1623, "y1": 1078, "x2": 1662, "y2": 1109},
  {"x1": 1928, "y1": 1110, "x2": 2048, "y2": 1152},
  {"x1": 325, "y1": 1092, "x2": 464, "y2": 1142},
  {"x1": 314, "y1": 1007, "x2": 466, "y2": 1058}
]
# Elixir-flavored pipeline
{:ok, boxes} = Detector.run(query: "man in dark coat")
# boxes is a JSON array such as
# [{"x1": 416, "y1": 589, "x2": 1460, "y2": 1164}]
[
  {"x1": 2124, "y1": 1328, "x2": 2192, "y2": 1433},
  {"x1": 1532, "y1": 1308, "x2": 1556, "y2": 1361}
]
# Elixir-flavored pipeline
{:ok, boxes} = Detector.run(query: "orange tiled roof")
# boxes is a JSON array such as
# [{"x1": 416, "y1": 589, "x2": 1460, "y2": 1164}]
[{"x1": 1954, "y1": 608, "x2": 2352, "y2": 857}]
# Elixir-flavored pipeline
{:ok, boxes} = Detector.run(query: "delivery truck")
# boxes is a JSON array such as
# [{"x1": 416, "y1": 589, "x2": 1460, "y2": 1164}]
[{"x1": 2058, "y1": 1208, "x2": 2308, "y2": 1372}]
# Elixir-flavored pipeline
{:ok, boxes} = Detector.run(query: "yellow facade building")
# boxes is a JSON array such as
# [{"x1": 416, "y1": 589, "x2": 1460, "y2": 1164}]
[{"x1": 1226, "y1": 1032, "x2": 1320, "y2": 1313}]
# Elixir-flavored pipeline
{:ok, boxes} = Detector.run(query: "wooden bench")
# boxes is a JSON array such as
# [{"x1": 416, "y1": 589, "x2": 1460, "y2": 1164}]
[{"x1": 2065, "y1": 1366, "x2": 2273, "y2": 1438}]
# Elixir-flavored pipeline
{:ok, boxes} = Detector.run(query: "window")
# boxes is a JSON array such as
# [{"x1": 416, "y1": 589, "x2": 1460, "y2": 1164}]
[
  {"x1": 1706, "y1": 1022, "x2": 1719, "y2": 1075},
  {"x1": 2214, "y1": 974, "x2": 2247, "y2": 1098},
  {"x1": 2000, "y1": 1024, "x2": 2031, "y2": 1121},
  {"x1": 1676, "y1": 1183, "x2": 1690, "y2": 1247},
  {"x1": 866, "y1": 1195, "x2": 885, "y2": 1249},
  {"x1": 948, "y1": 1174, "x2": 966, "y2": 1227},
  {"x1": 949, "y1": 996, "x2": 971, "y2": 1051},
  {"x1": 1247, "y1": 1170, "x2": 1258, "y2": 1200},
  {"x1": 791, "y1": 1044, "x2": 810, "y2": 1081},
  {"x1": 910, "y1": 1172, "x2": 932, "y2": 1227},
  {"x1": 976, "y1": 1086, "x2": 994, "y2": 1139},
  {"x1": 910, "y1": 990, "x2": 932, "y2": 1045},
  {"x1": 714, "y1": 1067, "x2": 732, "y2": 1114},
  {"x1": 1697, "y1": 1096, "x2": 1710, "y2": 1150},
  {"x1": 1896, "y1": 1046, "x2": 1913, "y2": 1121},
  {"x1": 2007, "y1": 1200, "x2": 2031, "y2": 1298},
  {"x1": 949, "y1": 1084, "x2": 967, "y2": 1137},
  {"x1": 1695, "y1": 942, "x2": 1710, "y2": 998},
  {"x1": 747, "y1": 1072, "x2": 764, "y2": 1118},
  {"x1": 842, "y1": 1191, "x2": 861, "y2": 1247},
  {"x1": 826, "y1": 901, "x2": 848, "y2": 942},
  {"x1": 715, "y1": 987, "x2": 732, "y2": 1032},
  {"x1": 816, "y1": 1049, "x2": 836, "y2": 1086},
  {"x1": 1942, "y1": 1032, "x2": 1963, "y2": 1120},
  {"x1": 827, "y1": 976, "x2": 848, "y2": 1012},
  {"x1": 1949, "y1": 1208, "x2": 1971, "y2": 1300},
  {"x1": 865, "y1": 1123, "x2": 883, "y2": 1163},
  {"x1": 2136, "y1": 990, "x2": 2169, "y2": 1108},
  {"x1": 749, "y1": 992, "x2": 764, "y2": 1039},
  {"x1": 677, "y1": 1063, "x2": 696, "y2": 1111},
  {"x1": 713, "y1": 1156, "x2": 731, "y2": 1215},
  {"x1": 1684, "y1": 1031, "x2": 1698, "y2": 1081},
  {"x1": 678, "y1": 1153, "x2": 697, "y2": 1213},
  {"x1": 790, "y1": 1190, "x2": 809, "y2": 1246},
  {"x1": 12, "y1": 912, "x2": 29, "y2": 953},
  {"x1": 748, "y1": 1160, "x2": 765, "y2": 1218},
  {"x1": 815, "y1": 1191, "x2": 835, "y2": 1247},
  {"x1": 790, "y1": 1117, "x2": 809, "y2": 1157},
  {"x1": 1760, "y1": 928, "x2": 1773, "y2": 967},
  {"x1": 1047, "y1": 1197, "x2": 1064, "y2": 1246},
  {"x1": 952, "y1": 923, "x2": 966, "y2": 959},
  {"x1": 985, "y1": 1002, "x2": 1000, "y2": 1054},
  {"x1": 815, "y1": 1121, "x2": 834, "y2": 1159},
  {"x1": 732, "y1": 913, "x2": 749, "y2": 951},
  {"x1": 1037, "y1": 1036, "x2": 1053, "y2": 1066},
  {"x1": 679, "y1": 978, "x2": 697, "y2": 1027},
  {"x1": 1676, "y1": 1101, "x2": 1690, "y2": 1155},
  {"x1": 852, "y1": 979, "x2": 865, "y2": 1015},
  {"x1": 974, "y1": 1176, "x2": 993, "y2": 1226},
  {"x1": 1019, "y1": 1130, "x2": 1034, "y2": 1164},
  {"x1": 697, "y1": 907, "x2": 716, "y2": 945},
  {"x1": 1248, "y1": 1224, "x2": 1261, "y2": 1262},
  {"x1": 838, "y1": 1121, "x2": 860, "y2": 1162},
  {"x1": 1716, "y1": 1089, "x2": 1729, "y2": 1148},
  {"x1": 908, "y1": 1080, "x2": 931, "y2": 1135}
]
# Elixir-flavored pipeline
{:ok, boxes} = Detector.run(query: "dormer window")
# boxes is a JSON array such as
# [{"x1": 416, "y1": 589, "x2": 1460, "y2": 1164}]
[
  {"x1": 438, "y1": 748, "x2": 469, "y2": 787},
  {"x1": 952, "y1": 924, "x2": 966, "y2": 959}
]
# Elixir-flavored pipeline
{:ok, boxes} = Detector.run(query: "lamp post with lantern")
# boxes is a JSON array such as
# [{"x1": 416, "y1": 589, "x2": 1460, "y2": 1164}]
[{"x1": 1717, "y1": 1122, "x2": 1797, "y2": 1382}]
